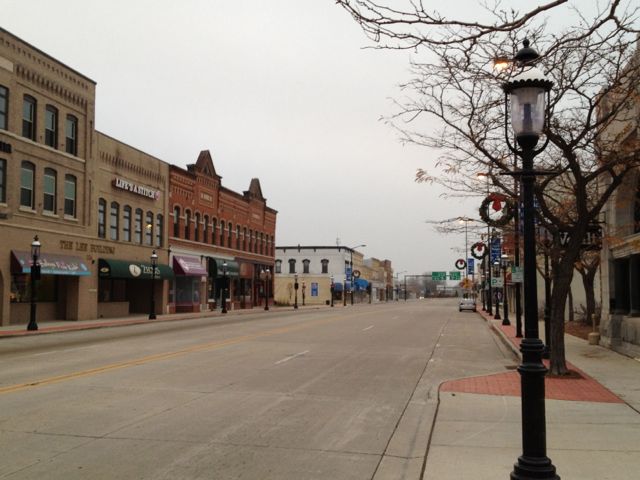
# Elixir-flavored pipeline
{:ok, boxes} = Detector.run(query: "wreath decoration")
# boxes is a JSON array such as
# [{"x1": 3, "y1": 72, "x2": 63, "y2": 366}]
[
  {"x1": 471, "y1": 241, "x2": 488, "y2": 260},
  {"x1": 455, "y1": 258, "x2": 467, "y2": 270},
  {"x1": 479, "y1": 193, "x2": 516, "y2": 227}
]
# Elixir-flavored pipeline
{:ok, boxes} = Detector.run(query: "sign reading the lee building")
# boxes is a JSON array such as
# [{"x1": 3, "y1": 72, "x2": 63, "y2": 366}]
[{"x1": 112, "y1": 177, "x2": 160, "y2": 200}]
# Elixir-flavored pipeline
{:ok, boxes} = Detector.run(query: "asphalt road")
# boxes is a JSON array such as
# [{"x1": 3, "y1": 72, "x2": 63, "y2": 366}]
[{"x1": 0, "y1": 299, "x2": 517, "y2": 479}]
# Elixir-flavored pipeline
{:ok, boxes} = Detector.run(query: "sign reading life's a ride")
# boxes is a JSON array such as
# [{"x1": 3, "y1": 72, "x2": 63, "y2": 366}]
[{"x1": 558, "y1": 224, "x2": 603, "y2": 251}]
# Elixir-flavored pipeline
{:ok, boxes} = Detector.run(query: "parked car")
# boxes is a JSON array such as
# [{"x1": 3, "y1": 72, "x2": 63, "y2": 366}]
[{"x1": 459, "y1": 298, "x2": 477, "y2": 312}]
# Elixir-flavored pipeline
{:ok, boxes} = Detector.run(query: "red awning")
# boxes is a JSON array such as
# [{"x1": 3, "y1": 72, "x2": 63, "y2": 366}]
[{"x1": 173, "y1": 255, "x2": 207, "y2": 276}]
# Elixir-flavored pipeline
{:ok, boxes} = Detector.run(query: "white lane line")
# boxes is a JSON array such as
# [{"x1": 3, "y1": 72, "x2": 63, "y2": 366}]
[
  {"x1": 274, "y1": 350, "x2": 309, "y2": 365},
  {"x1": 362, "y1": 325, "x2": 374, "y2": 331}
]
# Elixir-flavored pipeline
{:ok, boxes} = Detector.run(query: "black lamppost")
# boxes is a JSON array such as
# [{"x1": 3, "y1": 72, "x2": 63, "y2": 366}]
[
  {"x1": 302, "y1": 282, "x2": 306, "y2": 306},
  {"x1": 149, "y1": 249, "x2": 158, "y2": 320},
  {"x1": 260, "y1": 268, "x2": 271, "y2": 311},
  {"x1": 27, "y1": 235, "x2": 41, "y2": 331},
  {"x1": 503, "y1": 39, "x2": 558, "y2": 480},
  {"x1": 477, "y1": 172, "x2": 493, "y2": 316},
  {"x1": 404, "y1": 275, "x2": 407, "y2": 301},
  {"x1": 221, "y1": 261, "x2": 228, "y2": 314},
  {"x1": 501, "y1": 253, "x2": 511, "y2": 326},
  {"x1": 493, "y1": 258, "x2": 502, "y2": 321},
  {"x1": 330, "y1": 275, "x2": 335, "y2": 307},
  {"x1": 293, "y1": 274, "x2": 299, "y2": 309}
]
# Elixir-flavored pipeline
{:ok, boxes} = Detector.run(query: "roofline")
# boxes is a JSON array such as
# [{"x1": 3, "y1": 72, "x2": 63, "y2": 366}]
[{"x1": 276, "y1": 245, "x2": 361, "y2": 253}]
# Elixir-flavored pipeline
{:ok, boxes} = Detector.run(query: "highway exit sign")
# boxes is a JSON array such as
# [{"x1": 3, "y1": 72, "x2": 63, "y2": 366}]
[
  {"x1": 431, "y1": 271, "x2": 447, "y2": 281},
  {"x1": 449, "y1": 271, "x2": 461, "y2": 280}
]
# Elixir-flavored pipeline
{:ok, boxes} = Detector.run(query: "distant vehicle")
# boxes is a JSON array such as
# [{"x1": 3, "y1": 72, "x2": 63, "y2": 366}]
[{"x1": 459, "y1": 298, "x2": 477, "y2": 312}]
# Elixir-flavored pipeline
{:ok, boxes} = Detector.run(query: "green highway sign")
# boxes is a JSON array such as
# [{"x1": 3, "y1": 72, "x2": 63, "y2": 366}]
[
  {"x1": 431, "y1": 271, "x2": 447, "y2": 281},
  {"x1": 449, "y1": 271, "x2": 461, "y2": 281}
]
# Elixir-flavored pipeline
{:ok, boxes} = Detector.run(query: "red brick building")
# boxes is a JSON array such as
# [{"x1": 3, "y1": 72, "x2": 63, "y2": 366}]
[{"x1": 169, "y1": 150, "x2": 277, "y2": 312}]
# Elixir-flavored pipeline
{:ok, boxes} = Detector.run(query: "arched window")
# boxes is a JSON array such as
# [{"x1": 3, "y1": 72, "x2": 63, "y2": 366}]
[
  {"x1": 156, "y1": 214, "x2": 163, "y2": 247},
  {"x1": 303, "y1": 259, "x2": 310, "y2": 274},
  {"x1": 43, "y1": 168, "x2": 57, "y2": 213},
  {"x1": 184, "y1": 210, "x2": 191, "y2": 240},
  {"x1": 65, "y1": 115, "x2": 78, "y2": 156},
  {"x1": 288, "y1": 259, "x2": 296, "y2": 274},
  {"x1": 194, "y1": 212, "x2": 201, "y2": 242},
  {"x1": 145, "y1": 211, "x2": 153, "y2": 245},
  {"x1": 228, "y1": 222, "x2": 233, "y2": 247},
  {"x1": 236, "y1": 225, "x2": 241, "y2": 249},
  {"x1": 212, "y1": 218, "x2": 217, "y2": 245},
  {"x1": 203, "y1": 215, "x2": 209, "y2": 243},
  {"x1": 275, "y1": 259, "x2": 282, "y2": 274},
  {"x1": 321, "y1": 259, "x2": 329, "y2": 274},
  {"x1": 134, "y1": 208, "x2": 143, "y2": 243},
  {"x1": 173, "y1": 206, "x2": 180, "y2": 237},
  {"x1": 249, "y1": 229, "x2": 253, "y2": 252},
  {"x1": 20, "y1": 161, "x2": 35, "y2": 208},
  {"x1": 243, "y1": 227, "x2": 248, "y2": 251},
  {"x1": 110, "y1": 202, "x2": 119, "y2": 240},
  {"x1": 123, "y1": 205, "x2": 132, "y2": 241},
  {"x1": 220, "y1": 220, "x2": 225, "y2": 246},
  {"x1": 98, "y1": 198, "x2": 106, "y2": 238},
  {"x1": 45, "y1": 105, "x2": 58, "y2": 148},
  {"x1": 22, "y1": 95, "x2": 36, "y2": 140},
  {"x1": 64, "y1": 174, "x2": 77, "y2": 217}
]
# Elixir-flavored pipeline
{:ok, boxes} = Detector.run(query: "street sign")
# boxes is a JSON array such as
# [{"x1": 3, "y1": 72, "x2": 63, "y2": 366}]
[
  {"x1": 511, "y1": 266, "x2": 523, "y2": 283},
  {"x1": 491, "y1": 237, "x2": 501, "y2": 263},
  {"x1": 431, "y1": 271, "x2": 447, "y2": 281},
  {"x1": 345, "y1": 267, "x2": 352, "y2": 276},
  {"x1": 491, "y1": 277, "x2": 504, "y2": 288},
  {"x1": 449, "y1": 271, "x2": 461, "y2": 281},
  {"x1": 467, "y1": 258, "x2": 474, "y2": 275}
]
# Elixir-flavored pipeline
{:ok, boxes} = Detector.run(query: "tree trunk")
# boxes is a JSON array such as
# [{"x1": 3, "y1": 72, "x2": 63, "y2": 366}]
[
  {"x1": 549, "y1": 255, "x2": 576, "y2": 376},
  {"x1": 581, "y1": 270, "x2": 596, "y2": 327},
  {"x1": 568, "y1": 289, "x2": 574, "y2": 322}
]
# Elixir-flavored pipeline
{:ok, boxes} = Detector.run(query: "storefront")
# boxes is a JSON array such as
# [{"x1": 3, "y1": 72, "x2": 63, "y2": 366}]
[
  {"x1": 98, "y1": 258, "x2": 173, "y2": 318},
  {"x1": 172, "y1": 255, "x2": 207, "y2": 313},
  {"x1": 9, "y1": 251, "x2": 91, "y2": 324}
]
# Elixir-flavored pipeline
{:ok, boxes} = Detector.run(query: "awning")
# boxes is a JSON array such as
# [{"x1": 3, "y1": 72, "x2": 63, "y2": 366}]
[
  {"x1": 355, "y1": 278, "x2": 369, "y2": 290},
  {"x1": 333, "y1": 282, "x2": 344, "y2": 292},
  {"x1": 11, "y1": 251, "x2": 91, "y2": 276},
  {"x1": 98, "y1": 259, "x2": 174, "y2": 280},
  {"x1": 210, "y1": 258, "x2": 239, "y2": 277},
  {"x1": 173, "y1": 255, "x2": 207, "y2": 276}
]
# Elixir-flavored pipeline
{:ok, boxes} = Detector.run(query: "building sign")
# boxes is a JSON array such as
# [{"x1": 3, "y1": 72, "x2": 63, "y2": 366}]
[
  {"x1": 112, "y1": 177, "x2": 160, "y2": 200},
  {"x1": 60, "y1": 240, "x2": 115, "y2": 255}
]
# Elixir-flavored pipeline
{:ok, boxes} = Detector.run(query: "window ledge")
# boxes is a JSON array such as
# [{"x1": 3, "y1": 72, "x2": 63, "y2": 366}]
[
  {"x1": 63, "y1": 215, "x2": 79, "y2": 222},
  {"x1": 42, "y1": 211, "x2": 59, "y2": 218},
  {"x1": 18, "y1": 206, "x2": 36, "y2": 214}
]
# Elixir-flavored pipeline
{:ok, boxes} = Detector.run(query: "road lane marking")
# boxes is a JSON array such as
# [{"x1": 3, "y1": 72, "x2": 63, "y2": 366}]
[
  {"x1": 0, "y1": 310, "x2": 373, "y2": 396},
  {"x1": 274, "y1": 350, "x2": 309, "y2": 365},
  {"x1": 362, "y1": 325, "x2": 374, "y2": 331}
]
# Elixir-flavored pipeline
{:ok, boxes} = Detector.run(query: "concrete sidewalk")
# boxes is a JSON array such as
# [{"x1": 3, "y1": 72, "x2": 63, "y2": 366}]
[{"x1": 424, "y1": 309, "x2": 640, "y2": 479}]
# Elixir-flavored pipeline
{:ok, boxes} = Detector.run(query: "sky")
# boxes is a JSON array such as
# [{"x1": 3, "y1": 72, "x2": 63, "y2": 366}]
[{"x1": 3, "y1": 0, "x2": 510, "y2": 275}]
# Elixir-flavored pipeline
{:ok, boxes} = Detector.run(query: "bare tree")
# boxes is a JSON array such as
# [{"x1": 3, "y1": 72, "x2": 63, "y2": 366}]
[{"x1": 337, "y1": 1, "x2": 640, "y2": 374}]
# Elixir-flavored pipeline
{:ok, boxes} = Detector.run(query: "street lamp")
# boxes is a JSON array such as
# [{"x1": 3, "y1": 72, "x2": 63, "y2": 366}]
[
  {"x1": 27, "y1": 235, "x2": 41, "y2": 331},
  {"x1": 493, "y1": 258, "x2": 501, "y2": 321},
  {"x1": 293, "y1": 274, "x2": 299, "y2": 309},
  {"x1": 503, "y1": 39, "x2": 557, "y2": 480},
  {"x1": 149, "y1": 250, "x2": 158, "y2": 320},
  {"x1": 302, "y1": 281, "x2": 306, "y2": 306},
  {"x1": 330, "y1": 275, "x2": 335, "y2": 307},
  {"x1": 260, "y1": 268, "x2": 271, "y2": 311},
  {"x1": 477, "y1": 172, "x2": 493, "y2": 316},
  {"x1": 221, "y1": 261, "x2": 228, "y2": 314},
  {"x1": 501, "y1": 253, "x2": 511, "y2": 326}
]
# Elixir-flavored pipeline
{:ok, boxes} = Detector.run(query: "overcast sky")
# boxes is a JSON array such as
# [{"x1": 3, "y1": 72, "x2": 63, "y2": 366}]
[{"x1": 3, "y1": 0, "x2": 509, "y2": 275}]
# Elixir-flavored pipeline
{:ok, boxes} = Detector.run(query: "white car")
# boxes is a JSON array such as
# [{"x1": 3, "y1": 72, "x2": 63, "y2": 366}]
[{"x1": 459, "y1": 298, "x2": 477, "y2": 312}]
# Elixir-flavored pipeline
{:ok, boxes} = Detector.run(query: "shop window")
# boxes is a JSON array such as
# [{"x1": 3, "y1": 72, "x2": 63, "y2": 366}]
[
  {"x1": 98, "y1": 278, "x2": 127, "y2": 302},
  {"x1": 11, "y1": 274, "x2": 58, "y2": 303},
  {"x1": 22, "y1": 95, "x2": 36, "y2": 140},
  {"x1": 184, "y1": 209, "x2": 191, "y2": 240},
  {"x1": 0, "y1": 85, "x2": 7, "y2": 130},
  {"x1": 45, "y1": 105, "x2": 58, "y2": 148},
  {"x1": 0, "y1": 159, "x2": 5, "y2": 203},
  {"x1": 20, "y1": 161, "x2": 35, "y2": 208},
  {"x1": 43, "y1": 168, "x2": 57, "y2": 214},
  {"x1": 65, "y1": 115, "x2": 78, "y2": 156},
  {"x1": 203, "y1": 215, "x2": 209, "y2": 243},
  {"x1": 275, "y1": 259, "x2": 282, "y2": 274},
  {"x1": 110, "y1": 202, "x2": 119, "y2": 240},
  {"x1": 220, "y1": 220, "x2": 225, "y2": 247},
  {"x1": 303, "y1": 259, "x2": 310, "y2": 274},
  {"x1": 145, "y1": 211, "x2": 153, "y2": 245},
  {"x1": 156, "y1": 214, "x2": 163, "y2": 247},
  {"x1": 321, "y1": 259, "x2": 329, "y2": 274},
  {"x1": 194, "y1": 212, "x2": 201, "y2": 242},
  {"x1": 64, "y1": 174, "x2": 76, "y2": 217},
  {"x1": 173, "y1": 206, "x2": 180, "y2": 237},
  {"x1": 288, "y1": 259, "x2": 296, "y2": 274},
  {"x1": 134, "y1": 208, "x2": 143, "y2": 243},
  {"x1": 123, "y1": 205, "x2": 132, "y2": 241},
  {"x1": 98, "y1": 198, "x2": 106, "y2": 238}
]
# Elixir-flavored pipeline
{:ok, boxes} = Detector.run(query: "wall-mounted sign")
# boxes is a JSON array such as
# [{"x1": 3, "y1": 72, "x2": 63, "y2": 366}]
[{"x1": 112, "y1": 177, "x2": 160, "y2": 200}]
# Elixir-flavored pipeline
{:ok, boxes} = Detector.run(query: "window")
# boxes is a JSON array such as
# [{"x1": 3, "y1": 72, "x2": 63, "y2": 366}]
[
  {"x1": 220, "y1": 221, "x2": 225, "y2": 246},
  {"x1": 0, "y1": 159, "x2": 5, "y2": 203},
  {"x1": 228, "y1": 222, "x2": 233, "y2": 247},
  {"x1": 0, "y1": 85, "x2": 7, "y2": 130},
  {"x1": 145, "y1": 211, "x2": 153, "y2": 245},
  {"x1": 243, "y1": 228, "x2": 248, "y2": 251},
  {"x1": 98, "y1": 198, "x2": 106, "y2": 238},
  {"x1": 123, "y1": 205, "x2": 132, "y2": 241},
  {"x1": 184, "y1": 210, "x2": 191, "y2": 240},
  {"x1": 110, "y1": 202, "x2": 119, "y2": 240},
  {"x1": 236, "y1": 225, "x2": 241, "y2": 249},
  {"x1": 249, "y1": 229, "x2": 253, "y2": 252},
  {"x1": 156, "y1": 214, "x2": 163, "y2": 247},
  {"x1": 43, "y1": 168, "x2": 57, "y2": 213},
  {"x1": 64, "y1": 175, "x2": 76, "y2": 217},
  {"x1": 22, "y1": 95, "x2": 36, "y2": 140},
  {"x1": 212, "y1": 218, "x2": 217, "y2": 245},
  {"x1": 194, "y1": 212, "x2": 200, "y2": 242},
  {"x1": 20, "y1": 161, "x2": 35, "y2": 208},
  {"x1": 259, "y1": 233, "x2": 264, "y2": 255},
  {"x1": 288, "y1": 259, "x2": 296, "y2": 274},
  {"x1": 303, "y1": 259, "x2": 310, "y2": 274},
  {"x1": 203, "y1": 215, "x2": 209, "y2": 243},
  {"x1": 173, "y1": 206, "x2": 180, "y2": 237},
  {"x1": 65, "y1": 115, "x2": 78, "y2": 155},
  {"x1": 134, "y1": 208, "x2": 143, "y2": 243},
  {"x1": 321, "y1": 259, "x2": 329, "y2": 274},
  {"x1": 275, "y1": 259, "x2": 282, "y2": 274},
  {"x1": 45, "y1": 105, "x2": 58, "y2": 148}
]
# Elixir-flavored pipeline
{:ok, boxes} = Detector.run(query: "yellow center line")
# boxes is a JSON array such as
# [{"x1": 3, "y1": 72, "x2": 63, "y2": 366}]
[{"x1": 0, "y1": 310, "x2": 370, "y2": 395}]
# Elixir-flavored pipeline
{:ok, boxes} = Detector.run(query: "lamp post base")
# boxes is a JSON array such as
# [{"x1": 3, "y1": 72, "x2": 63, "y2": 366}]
[
  {"x1": 148, "y1": 313, "x2": 156, "y2": 320},
  {"x1": 511, "y1": 456, "x2": 559, "y2": 480}
]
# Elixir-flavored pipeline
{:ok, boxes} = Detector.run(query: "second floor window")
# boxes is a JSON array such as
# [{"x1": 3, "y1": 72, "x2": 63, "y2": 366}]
[
  {"x1": 203, "y1": 215, "x2": 209, "y2": 243},
  {"x1": 45, "y1": 106, "x2": 58, "y2": 148},
  {"x1": 303, "y1": 259, "x2": 310, "y2": 274},
  {"x1": 43, "y1": 168, "x2": 57, "y2": 213},
  {"x1": 64, "y1": 175, "x2": 77, "y2": 217},
  {"x1": 321, "y1": 259, "x2": 329, "y2": 274},
  {"x1": 194, "y1": 213, "x2": 200, "y2": 242},
  {"x1": 184, "y1": 210, "x2": 191, "y2": 240},
  {"x1": 288, "y1": 259, "x2": 296, "y2": 274},
  {"x1": 98, "y1": 198, "x2": 106, "y2": 238},
  {"x1": 212, "y1": 218, "x2": 217, "y2": 245},
  {"x1": 173, "y1": 206, "x2": 180, "y2": 237},
  {"x1": 155, "y1": 214, "x2": 163, "y2": 247},
  {"x1": 0, "y1": 85, "x2": 7, "y2": 130},
  {"x1": 275, "y1": 259, "x2": 282, "y2": 274},
  {"x1": 0, "y1": 159, "x2": 6, "y2": 203},
  {"x1": 123, "y1": 206, "x2": 132, "y2": 241},
  {"x1": 110, "y1": 202, "x2": 119, "y2": 240},
  {"x1": 20, "y1": 161, "x2": 35, "y2": 208},
  {"x1": 145, "y1": 211, "x2": 153, "y2": 245},
  {"x1": 22, "y1": 95, "x2": 36, "y2": 140},
  {"x1": 134, "y1": 208, "x2": 143, "y2": 243},
  {"x1": 220, "y1": 221, "x2": 225, "y2": 246},
  {"x1": 65, "y1": 115, "x2": 78, "y2": 155}
]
